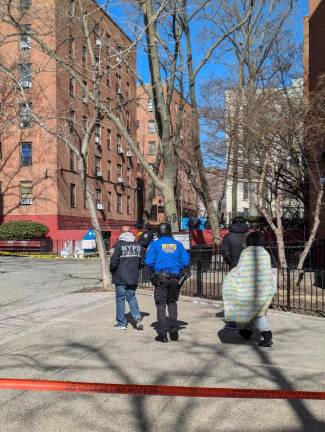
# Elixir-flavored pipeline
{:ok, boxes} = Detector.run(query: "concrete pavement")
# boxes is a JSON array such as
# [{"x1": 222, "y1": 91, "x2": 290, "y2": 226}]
[{"x1": 0, "y1": 257, "x2": 324, "y2": 431}]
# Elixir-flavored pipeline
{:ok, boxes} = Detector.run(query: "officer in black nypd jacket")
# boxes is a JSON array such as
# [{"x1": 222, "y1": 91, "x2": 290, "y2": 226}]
[{"x1": 145, "y1": 223, "x2": 190, "y2": 343}]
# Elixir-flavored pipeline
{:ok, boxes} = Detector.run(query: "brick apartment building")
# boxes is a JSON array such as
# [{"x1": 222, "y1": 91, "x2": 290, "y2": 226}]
[
  {"x1": 305, "y1": 0, "x2": 325, "y2": 240},
  {"x1": 136, "y1": 85, "x2": 198, "y2": 225},
  {"x1": 0, "y1": 0, "x2": 137, "y2": 248}
]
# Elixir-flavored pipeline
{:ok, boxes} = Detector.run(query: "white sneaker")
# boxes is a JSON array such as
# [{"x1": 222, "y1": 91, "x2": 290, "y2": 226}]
[{"x1": 114, "y1": 324, "x2": 127, "y2": 330}]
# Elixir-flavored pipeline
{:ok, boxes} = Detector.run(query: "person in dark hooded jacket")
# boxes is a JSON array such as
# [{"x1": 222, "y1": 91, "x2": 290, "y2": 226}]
[
  {"x1": 221, "y1": 217, "x2": 249, "y2": 269},
  {"x1": 110, "y1": 227, "x2": 145, "y2": 330}
]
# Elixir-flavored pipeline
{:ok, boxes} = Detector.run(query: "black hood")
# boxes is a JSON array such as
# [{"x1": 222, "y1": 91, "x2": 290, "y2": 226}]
[{"x1": 229, "y1": 221, "x2": 249, "y2": 234}]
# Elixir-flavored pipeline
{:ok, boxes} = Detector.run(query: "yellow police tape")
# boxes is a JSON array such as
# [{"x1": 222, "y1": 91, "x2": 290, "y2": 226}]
[{"x1": 0, "y1": 251, "x2": 61, "y2": 259}]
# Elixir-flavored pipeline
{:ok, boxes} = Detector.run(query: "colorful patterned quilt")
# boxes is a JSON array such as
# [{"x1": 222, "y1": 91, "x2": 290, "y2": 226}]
[{"x1": 222, "y1": 246, "x2": 277, "y2": 323}]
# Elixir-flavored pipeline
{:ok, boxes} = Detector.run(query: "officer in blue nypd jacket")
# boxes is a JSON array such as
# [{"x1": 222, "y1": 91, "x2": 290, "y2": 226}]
[{"x1": 145, "y1": 222, "x2": 190, "y2": 343}]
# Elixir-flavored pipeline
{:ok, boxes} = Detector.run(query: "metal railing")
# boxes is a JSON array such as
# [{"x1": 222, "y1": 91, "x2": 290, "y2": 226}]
[{"x1": 139, "y1": 247, "x2": 325, "y2": 316}]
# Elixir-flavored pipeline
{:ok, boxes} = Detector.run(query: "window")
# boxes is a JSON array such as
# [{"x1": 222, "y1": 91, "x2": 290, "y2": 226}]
[
  {"x1": 70, "y1": 183, "x2": 76, "y2": 207},
  {"x1": 136, "y1": 98, "x2": 140, "y2": 108},
  {"x1": 116, "y1": 193, "x2": 122, "y2": 213},
  {"x1": 126, "y1": 111, "x2": 129, "y2": 131},
  {"x1": 107, "y1": 128, "x2": 111, "y2": 149},
  {"x1": 69, "y1": 76, "x2": 75, "y2": 97},
  {"x1": 126, "y1": 167, "x2": 131, "y2": 184},
  {"x1": 0, "y1": 142, "x2": 2, "y2": 159},
  {"x1": 20, "y1": 63, "x2": 32, "y2": 88},
  {"x1": 148, "y1": 98, "x2": 153, "y2": 112},
  {"x1": 20, "y1": 181, "x2": 32, "y2": 205},
  {"x1": 116, "y1": 73, "x2": 121, "y2": 95},
  {"x1": 116, "y1": 45, "x2": 122, "y2": 64},
  {"x1": 19, "y1": 102, "x2": 32, "y2": 128},
  {"x1": 136, "y1": 120, "x2": 139, "y2": 129},
  {"x1": 82, "y1": 116, "x2": 88, "y2": 136},
  {"x1": 95, "y1": 156, "x2": 101, "y2": 176},
  {"x1": 107, "y1": 160, "x2": 111, "y2": 180},
  {"x1": 68, "y1": 0, "x2": 75, "y2": 18},
  {"x1": 148, "y1": 141, "x2": 156, "y2": 155},
  {"x1": 20, "y1": 25, "x2": 31, "y2": 50},
  {"x1": 95, "y1": 123, "x2": 101, "y2": 143},
  {"x1": 70, "y1": 148, "x2": 75, "y2": 171},
  {"x1": 116, "y1": 134, "x2": 122, "y2": 151},
  {"x1": 243, "y1": 208, "x2": 249, "y2": 217},
  {"x1": 106, "y1": 67, "x2": 111, "y2": 87},
  {"x1": 69, "y1": 33, "x2": 75, "y2": 59},
  {"x1": 243, "y1": 182, "x2": 249, "y2": 200},
  {"x1": 127, "y1": 196, "x2": 131, "y2": 215},
  {"x1": 19, "y1": 0, "x2": 31, "y2": 11},
  {"x1": 107, "y1": 191, "x2": 111, "y2": 212},
  {"x1": 82, "y1": 81, "x2": 88, "y2": 103},
  {"x1": 20, "y1": 142, "x2": 32, "y2": 166},
  {"x1": 148, "y1": 120, "x2": 155, "y2": 133},
  {"x1": 96, "y1": 189, "x2": 102, "y2": 205},
  {"x1": 150, "y1": 205, "x2": 157, "y2": 221},
  {"x1": 69, "y1": 110, "x2": 75, "y2": 133},
  {"x1": 117, "y1": 164, "x2": 122, "y2": 178},
  {"x1": 82, "y1": 46, "x2": 87, "y2": 67},
  {"x1": 126, "y1": 82, "x2": 130, "y2": 97}
]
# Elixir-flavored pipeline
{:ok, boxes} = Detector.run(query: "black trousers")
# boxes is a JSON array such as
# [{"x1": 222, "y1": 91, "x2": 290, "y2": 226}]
[{"x1": 154, "y1": 276, "x2": 180, "y2": 334}]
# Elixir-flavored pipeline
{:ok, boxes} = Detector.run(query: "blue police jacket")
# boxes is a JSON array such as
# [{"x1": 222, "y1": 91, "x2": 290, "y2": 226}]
[{"x1": 145, "y1": 236, "x2": 190, "y2": 275}]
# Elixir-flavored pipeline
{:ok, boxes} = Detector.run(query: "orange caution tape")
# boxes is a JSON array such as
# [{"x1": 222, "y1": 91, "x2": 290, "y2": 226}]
[{"x1": 0, "y1": 379, "x2": 324, "y2": 400}]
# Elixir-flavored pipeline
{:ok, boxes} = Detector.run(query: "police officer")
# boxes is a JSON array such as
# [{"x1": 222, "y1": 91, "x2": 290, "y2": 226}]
[{"x1": 145, "y1": 222, "x2": 190, "y2": 343}]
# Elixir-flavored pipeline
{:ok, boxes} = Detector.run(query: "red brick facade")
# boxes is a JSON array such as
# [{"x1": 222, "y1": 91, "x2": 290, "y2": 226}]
[
  {"x1": 136, "y1": 85, "x2": 198, "y2": 225},
  {"x1": 0, "y1": 0, "x2": 137, "y2": 247},
  {"x1": 305, "y1": 0, "x2": 325, "y2": 240}
]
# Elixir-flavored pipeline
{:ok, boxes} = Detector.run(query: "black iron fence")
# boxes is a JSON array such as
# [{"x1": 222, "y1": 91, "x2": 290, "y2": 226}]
[{"x1": 139, "y1": 246, "x2": 325, "y2": 316}]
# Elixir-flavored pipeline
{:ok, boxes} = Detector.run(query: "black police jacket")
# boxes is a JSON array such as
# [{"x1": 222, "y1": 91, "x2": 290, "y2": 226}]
[{"x1": 110, "y1": 238, "x2": 145, "y2": 286}]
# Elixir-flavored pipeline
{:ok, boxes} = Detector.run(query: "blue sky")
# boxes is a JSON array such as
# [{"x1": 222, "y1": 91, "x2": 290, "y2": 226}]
[{"x1": 104, "y1": 0, "x2": 309, "y2": 86}]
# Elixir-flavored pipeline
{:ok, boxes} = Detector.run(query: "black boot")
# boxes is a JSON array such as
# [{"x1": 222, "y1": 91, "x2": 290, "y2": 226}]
[
  {"x1": 169, "y1": 326, "x2": 179, "y2": 341},
  {"x1": 155, "y1": 333, "x2": 168, "y2": 343},
  {"x1": 259, "y1": 331, "x2": 273, "y2": 347},
  {"x1": 239, "y1": 328, "x2": 253, "y2": 340}
]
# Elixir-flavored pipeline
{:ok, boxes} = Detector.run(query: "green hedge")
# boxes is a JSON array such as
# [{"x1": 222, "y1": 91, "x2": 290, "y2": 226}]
[{"x1": 0, "y1": 221, "x2": 49, "y2": 240}]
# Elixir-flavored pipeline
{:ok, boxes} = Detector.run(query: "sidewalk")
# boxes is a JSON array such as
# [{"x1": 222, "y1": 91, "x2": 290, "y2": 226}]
[{"x1": 0, "y1": 289, "x2": 324, "y2": 432}]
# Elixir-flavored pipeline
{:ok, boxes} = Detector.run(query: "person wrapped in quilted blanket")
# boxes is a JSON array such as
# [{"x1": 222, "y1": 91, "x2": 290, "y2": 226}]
[{"x1": 222, "y1": 231, "x2": 277, "y2": 347}]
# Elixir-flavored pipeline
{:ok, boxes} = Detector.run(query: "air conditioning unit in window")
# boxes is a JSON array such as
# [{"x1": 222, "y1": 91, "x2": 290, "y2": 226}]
[
  {"x1": 20, "y1": 81, "x2": 32, "y2": 89},
  {"x1": 82, "y1": 96, "x2": 88, "y2": 104},
  {"x1": 117, "y1": 146, "x2": 124, "y2": 154},
  {"x1": 95, "y1": 135, "x2": 100, "y2": 143},
  {"x1": 126, "y1": 150, "x2": 132, "y2": 157},
  {"x1": 117, "y1": 87, "x2": 122, "y2": 95},
  {"x1": 20, "y1": 40, "x2": 31, "y2": 50},
  {"x1": 97, "y1": 203, "x2": 104, "y2": 210},
  {"x1": 117, "y1": 176, "x2": 124, "y2": 184},
  {"x1": 96, "y1": 171, "x2": 103, "y2": 178},
  {"x1": 95, "y1": 39, "x2": 102, "y2": 47},
  {"x1": 20, "y1": 198, "x2": 33, "y2": 205}
]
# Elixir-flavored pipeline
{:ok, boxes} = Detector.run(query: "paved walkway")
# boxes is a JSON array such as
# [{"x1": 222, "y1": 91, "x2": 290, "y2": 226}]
[{"x1": 0, "y1": 257, "x2": 324, "y2": 431}]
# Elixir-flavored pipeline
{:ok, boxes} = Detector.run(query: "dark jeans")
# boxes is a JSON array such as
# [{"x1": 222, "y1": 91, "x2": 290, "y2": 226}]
[
  {"x1": 115, "y1": 285, "x2": 141, "y2": 327},
  {"x1": 154, "y1": 276, "x2": 180, "y2": 334}
]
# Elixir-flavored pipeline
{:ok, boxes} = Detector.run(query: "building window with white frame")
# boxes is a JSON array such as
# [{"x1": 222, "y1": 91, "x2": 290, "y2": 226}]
[
  {"x1": 70, "y1": 183, "x2": 76, "y2": 207},
  {"x1": 116, "y1": 193, "x2": 122, "y2": 213},
  {"x1": 19, "y1": 63, "x2": 32, "y2": 89},
  {"x1": 148, "y1": 120, "x2": 155, "y2": 133},
  {"x1": 20, "y1": 181, "x2": 33, "y2": 205},
  {"x1": 20, "y1": 142, "x2": 32, "y2": 166},
  {"x1": 20, "y1": 25, "x2": 31, "y2": 50},
  {"x1": 127, "y1": 195, "x2": 131, "y2": 215},
  {"x1": 148, "y1": 141, "x2": 156, "y2": 155},
  {"x1": 148, "y1": 98, "x2": 153, "y2": 112},
  {"x1": 19, "y1": 102, "x2": 32, "y2": 128}
]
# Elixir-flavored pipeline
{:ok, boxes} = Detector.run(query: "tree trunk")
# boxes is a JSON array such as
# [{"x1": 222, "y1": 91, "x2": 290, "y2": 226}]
[
  {"x1": 143, "y1": 178, "x2": 156, "y2": 225},
  {"x1": 85, "y1": 187, "x2": 111, "y2": 291},
  {"x1": 163, "y1": 179, "x2": 179, "y2": 232}
]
